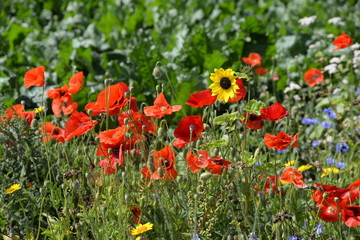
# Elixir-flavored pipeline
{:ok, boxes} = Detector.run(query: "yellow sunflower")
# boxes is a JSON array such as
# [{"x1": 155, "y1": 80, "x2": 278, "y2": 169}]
[
  {"x1": 131, "y1": 222, "x2": 153, "y2": 236},
  {"x1": 5, "y1": 184, "x2": 21, "y2": 194},
  {"x1": 209, "y1": 68, "x2": 239, "y2": 102}
]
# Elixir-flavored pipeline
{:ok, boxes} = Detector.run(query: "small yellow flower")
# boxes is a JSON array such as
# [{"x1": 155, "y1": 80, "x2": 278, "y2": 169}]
[
  {"x1": 5, "y1": 184, "x2": 21, "y2": 194},
  {"x1": 298, "y1": 165, "x2": 312, "y2": 172},
  {"x1": 209, "y1": 68, "x2": 239, "y2": 102},
  {"x1": 131, "y1": 222, "x2": 153, "y2": 236},
  {"x1": 284, "y1": 160, "x2": 295, "y2": 167},
  {"x1": 321, "y1": 168, "x2": 339, "y2": 178},
  {"x1": 34, "y1": 106, "x2": 45, "y2": 113}
]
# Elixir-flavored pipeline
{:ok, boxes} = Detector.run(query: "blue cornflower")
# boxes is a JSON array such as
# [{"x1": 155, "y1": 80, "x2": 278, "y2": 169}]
[
  {"x1": 337, "y1": 161, "x2": 346, "y2": 169},
  {"x1": 314, "y1": 223, "x2": 324, "y2": 235},
  {"x1": 277, "y1": 149, "x2": 287, "y2": 154},
  {"x1": 192, "y1": 234, "x2": 200, "y2": 240},
  {"x1": 336, "y1": 142, "x2": 349, "y2": 152},
  {"x1": 311, "y1": 140, "x2": 321, "y2": 147},
  {"x1": 323, "y1": 108, "x2": 337, "y2": 119},
  {"x1": 356, "y1": 87, "x2": 360, "y2": 92},
  {"x1": 301, "y1": 118, "x2": 319, "y2": 125},
  {"x1": 321, "y1": 121, "x2": 332, "y2": 129},
  {"x1": 289, "y1": 236, "x2": 304, "y2": 240},
  {"x1": 325, "y1": 157, "x2": 336, "y2": 165},
  {"x1": 254, "y1": 162, "x2": 262, "y2": 166}
]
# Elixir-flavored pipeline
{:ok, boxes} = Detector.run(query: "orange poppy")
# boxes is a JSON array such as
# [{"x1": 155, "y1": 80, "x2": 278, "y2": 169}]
[
  {"x1": 186, "y1": 150, "x2": 210, "y2": 173},
  {"x1": 173, "y1": 115, "x2": 204, "y2": 148},
  {"x1": 24, "y1": 66, "x2": 45, "y2": 88},
  {"x1": 206, "y1": 157, "x2": 231, "y2": 175},
  {"x1": 5, "y1": 104, "x2": 36, "y2": 125},
  {"x1": 333, "y1": 33, "x2": 353, "y2": 51},
  {"x1": 41, "y1": 122, "x2": 65, "y2": 143},
  {"x1": 242, "y1": 53, "x2": 262, "y2": 67},
  {"x1": 65, "y1": 111, "x2": 98, "y2": 141},
  {"x1": 254, "y1": 67, "x2": 268, "y2": 75},
  {"x1": 141, "y1": 145, "x2": 178, "y2": 180},
  {"x1": 280, "y1": 167, "x2": 307, "y2": 188},
  {"x1": 85, "y1": 82, "x2": 130, "y2": 116},
  {"x1": 264, "y1": 131, "x2": 298, "y2": 151},
  {"x1": 304, "y1": 68, "x2": 324, "y2": 88},
  {"x1": 143, "y1": 93, "x2": 182, "y2": 118},
  {"x1": 47, "y1": 72, "x2": 83, "y2": 117}
]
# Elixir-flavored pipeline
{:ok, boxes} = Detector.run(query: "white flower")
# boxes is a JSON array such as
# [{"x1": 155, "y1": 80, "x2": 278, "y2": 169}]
[
  {"x1": 327, "y1": 34, "x2": 335, "y2": 39},
  {"x1": 326, "y1": 135, "x2": 333, "y2": 143},
  {"x1": 298, "y1": 16, "x2": 317, "y2": 26},
  {"x1": 333, "y1": 88, "x2": 341, "y2": 95},
  {"x1": 330, "y1": 57, "x2": 341, "y2": 64},
  {"x1": 309, "y1": 42, "x2": 320, "y2": 49},
  {"x1": 324, "y1": 64, "x2": 337, "y2": 74},
  {"x1": 284, "y1": 82, "x2": 301, "y2": 93},
  {"x1": 328, "y1": 17, "x2": 345, "y2": 26},
  {"x1": 350, "y1": 43, "x2": 360, "y2": 50},
  {"x1": 293, "y1": 95, "x2": 301, "y2": 101}
]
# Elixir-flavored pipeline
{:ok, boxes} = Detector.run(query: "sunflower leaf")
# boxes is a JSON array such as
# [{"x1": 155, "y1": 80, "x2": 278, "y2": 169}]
[{"x1": 213, "y1": 112, "x2": 244, "y2": 125}]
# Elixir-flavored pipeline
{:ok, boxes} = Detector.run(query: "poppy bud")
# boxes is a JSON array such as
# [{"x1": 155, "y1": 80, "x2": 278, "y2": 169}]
[
  {"x1": 203, "y1": 123, "x2": 210, "y2": 131},
  {"x1": 30, "y1": 119, "x2": 38, "y2": 129},
  {"x1": 196, "y1": 185, "x2": 203, "y2": 193},
  {"x1": 152, "y1": 66, "x2": 162, "y2": 79},
  {"x1": 147, "y1": 162, "x2": 155, "y2": 173},
  {"x1": 123, "y1": 118, "x2": 129, "y2": 125},
  {"x1": 44, "y1": 181, "x2": 50, "y2": 187},
  {"x1": 157, "y1": 127, "x2": 164, "y2": 137},
  {"x1": 87, "y1": 109, "x2": 93, "y2": 116},
  {"x1": 176, "y1": 174, "x2": 183, "y2": 183},
  {"x1": 122, "y1": 171, "x2": 127, "y2": 179},
  {"x1": 157, "y1": 167, "x2": 164, "y2": 178},
  {"x1": 108, "y1": 148, "x2": 113, "y2": 154},
  {"x1": 254, "y1": 148, "x2": 260, "y2": 159},
  {"x1": 104, "y1": 78, "x2": 113, "y2": 86},
  {"x1": 334, "y1": 197, "x2": 339, "y2": 202},
  {"x1": 200, "y1": 172, "x2": 212, "y2": 181},
  {"x1": 323, "y1": 192, "x2": 329, "y2": 198},
  {"x1": 196, "y1": 140, "x2": 201, "y2": 149}
]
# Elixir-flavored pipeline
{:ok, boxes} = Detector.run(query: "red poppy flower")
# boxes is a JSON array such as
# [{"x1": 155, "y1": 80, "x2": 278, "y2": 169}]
[
  {"x1": 186, "y1": 89, "x2": 217, "y2": 108},
  {"x1": 41, "y1": 122, "x2": 65, "y2": 143},
  {"x1": 24, "y1": 66, "x2": 45, "y2": 88},
  {"x1": 304, "y1": 68, "x2": 324, "y2": 88},
  {"x1": 318, "y1": 199, "x2": 342, "y2": 222},
  {"x1": 144, "y1": 93, "x2": 182, "y2": 118},
  {"x1": 206, "y1": 157, "x2": 231, "y2": 175},
  {"x1": 254, "y1": 67, "x2": 268, "y2": 75},
  {"x1": 228, "y1": 78, "x2": 247, "y2": 102},
  {"x1": 264, "y1": 131, "x2": 298, "y2": 151},
  {"x1": 5, "y1": 104, "x2": 36, "y2": 125},
  {"x1": 280, "y1": 167, "x2": 307, "y2": 188},
  {"x1": 333, "y1": 33, "x2": 353, "y2": 51},
  {"x1": 242, "y1": 53, "x2": 262, "y2": 67},
  {"x1": 131, "y1": 206, "x2": 142, "y2": 224},
  {"x1": 260, "y1": 102, "x2": 288, "y2": 122},
  {"x1": 254, "y1": 175, "x2": 281, "y2": 194},
  {"x1": 186, "y1": 150, "x2": 210, "y2": 173},
  {"x1": 341, "y1": 206, "x2": 360, "y2": 227},
  {"x1": 85, "y1": 82, "x2": 130, "y2": 116},
  {"x1": 65, "y1": 111, "x2": 98, "y2": 141},
  {"x1": 97, "y1": 126, "x2": 143, "y2": 174},
  {"x1": 241, "y1": 113, "x2": 264, "y2": 130},
  {"x1": 141, "y1": 145, "x2": 178, "y2": 180},
  {"x1": 118, "y1": 110, "x2": 155, "y2": 134},
  {"x1": 173, "y1": 115, "x2": 204, "y2": 148},
  {"x1": 47, "y1": 72, "x2": 83, "y2": 117}
]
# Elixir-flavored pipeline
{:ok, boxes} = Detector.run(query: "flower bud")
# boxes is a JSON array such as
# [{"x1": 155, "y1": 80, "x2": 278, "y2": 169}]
[
  {"x1": 200, "y1": 172, "x2": 212, "y2": 181},
  {"x1": 157, "y1": 167, "x2": 164, "y2": 178},
  {"x1": 30, "y1": 119, "x2": 38, "y2": 129},
  {"x1": 87, "y1": 109, "x2": 93, "y2": 116},
  {"x1": 157, "y1": 127, "x2": 164, "y2": 137},
  {"x1": 152, "y1": 66, "x2": 162, "y2": 79}
]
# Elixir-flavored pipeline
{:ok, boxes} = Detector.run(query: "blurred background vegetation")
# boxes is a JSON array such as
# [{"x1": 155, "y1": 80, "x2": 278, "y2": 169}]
[{"x1": 1, "y1": 0, "x2": 359, "y2": 112}]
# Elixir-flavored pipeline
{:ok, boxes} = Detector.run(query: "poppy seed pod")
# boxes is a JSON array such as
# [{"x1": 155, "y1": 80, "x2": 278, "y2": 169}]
[
  {"x1": 152, "y1": 66, "x2": 162, "y2": 79},
  {"x1": 200, "y1": 172, "x2": 213, "y2": 181}
]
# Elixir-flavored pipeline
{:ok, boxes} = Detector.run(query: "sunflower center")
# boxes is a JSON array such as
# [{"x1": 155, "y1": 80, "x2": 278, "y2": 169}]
[{"x1": 220, "y1": 77, "x2": 232, "y2": 89}]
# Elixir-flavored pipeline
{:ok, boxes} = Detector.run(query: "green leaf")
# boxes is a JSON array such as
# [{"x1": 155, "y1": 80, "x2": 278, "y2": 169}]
[
  {"x1": 213, "y1": 112, "x2": 244, "y2": 125},
  {"x1": 204, "y1": 50, "x2": 227, "y2": 71},
  {"x1": 244, "y1": 100, "x2": 265, "y2": 115},
  {"x1": 241, "y1": 151, "x2": 257, "y2": 166},
  {"x1": 201, "y1": 139, "x2": 227, "y2": 150},
  {"x1": 237, "y1": 73, "x2": 251, "y2": 80}
]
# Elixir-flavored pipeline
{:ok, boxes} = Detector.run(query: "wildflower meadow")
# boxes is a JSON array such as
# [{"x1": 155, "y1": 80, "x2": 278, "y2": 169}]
[{"x1": 1, "y1": 0, "x2": 360, "y2": 239}]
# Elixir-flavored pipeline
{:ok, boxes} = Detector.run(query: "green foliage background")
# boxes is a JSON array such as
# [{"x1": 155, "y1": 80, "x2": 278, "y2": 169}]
[{"x1": 1, "y1": 0, "x2": 359, "y2": 109}]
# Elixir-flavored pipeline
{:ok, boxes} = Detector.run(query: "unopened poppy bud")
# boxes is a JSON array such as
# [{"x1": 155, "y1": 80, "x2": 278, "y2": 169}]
[
  {"x1": 87, "y1": 109, "x2": 93, "y2": 116},
  {"x1": 322, "y1": 192, "x2": 329, "y2": 198},
  {"x1": 254, "y1": 148, "x2": 260, "y2": 159},
  {"x1": 147, "y1": 162, "x2": 155, "y2": 173},
  {"x1": 156, "y1": 84, "x2": 161, "y2": 93},
  {"x1": 152, "y1": 66, "x2": 162, "y2": 79},
  {"x1": 30, "y1": 119, "x2": 38, "y2": 128},
  {"x1": 200, "y1": 172, "x2": 212, "y2": 181},
  {"x1": 44, "y1": 181, "x2": 50, "y2": 188},
  {"x1": 123, "y1": 118, "x2": 129, "y2": 125},
  {"x1": 108, "y1": 148, "x2": 113, "y2": 154},
  {"x1": 157, "y1": 167, "x2": 164, "y2": 178},
  {"x1": 104, "y1": 78, "x2": 113, "y2": 86},
  {"x1": 334, "y1": 197, "x2": 339, "y2": 202},
  {"x1": 176, "y1": 174, "x2": 183, "y2": 183},
  {"x1": 196, "y1": 185, "x2": 202, "y2": 193},
  {"x1": 157, "y1": 127, "x2": 164, "y2": 136},
  {"x1": 122, "y1": 171, "x2": 127, "y2": 179},
  {"x1": 95, "y1": 137, "x2": 100, "y2": 144},
  {"x1": 21, "y1": 100, "x2": 25, "y2": 105},
  {"x1": 196, "y1": 140, "x2": 201, "y2": 148}
]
